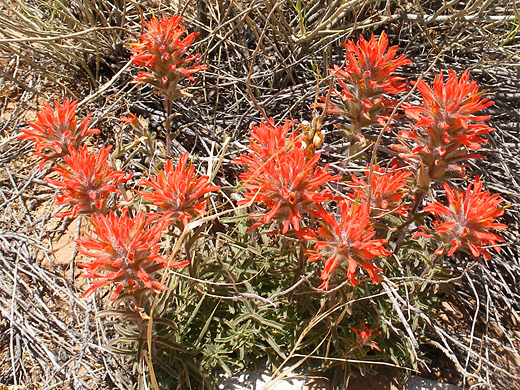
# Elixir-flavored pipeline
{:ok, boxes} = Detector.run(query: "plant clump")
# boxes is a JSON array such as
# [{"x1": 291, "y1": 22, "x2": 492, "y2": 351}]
[{"x1": 15, "y1": 19, "x2": 510, "y2": 390}]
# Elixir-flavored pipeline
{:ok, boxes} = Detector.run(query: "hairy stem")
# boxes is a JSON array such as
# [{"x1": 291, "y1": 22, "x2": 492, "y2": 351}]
[{"x1": 165, "y1": 97, "x2": 172, "y2": 156}]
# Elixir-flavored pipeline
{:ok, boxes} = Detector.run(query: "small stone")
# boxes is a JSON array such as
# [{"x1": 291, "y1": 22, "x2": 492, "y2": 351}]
[{"x1": 406, "y1": 376, "x2": 461, "y2": 390}]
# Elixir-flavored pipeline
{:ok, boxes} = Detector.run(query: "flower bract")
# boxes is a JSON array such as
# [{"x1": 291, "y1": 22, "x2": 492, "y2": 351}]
[
  {"x1": 417, "y1": 176, "x2": 507, "y2": 260},
  {"x1": 130, "y1": 14, "x2": 207, "y2": 100},
  {"x1": 77, "y1": 209, "x2": 189, "y2": 301},
  {"x1": 138, "y1": 152, "x2": 220, "y2": 227},
  {"x1": 18, "y1": 99, "x2": 100, "y2": 170},
  {"x1": 298, "y1": 199, "x2": 391, "y2": 289},
  {"x1": 46, "y1": 145, "x2": 132, "y2": 218}
]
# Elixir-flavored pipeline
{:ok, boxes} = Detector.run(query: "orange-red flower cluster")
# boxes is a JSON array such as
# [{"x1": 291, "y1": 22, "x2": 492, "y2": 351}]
[
  {"x1": 351, "y1": 322, "x2": 381, "y2": 351},
  {"x1": 404, "y1": 70, "x2": 494, "y2": 150},
  {"x1": 18, "y1": 100, "x2": 100, "y2": 170},
  {"x1": 130, "y1": 15, "x2": 207, "y2": 100},
  {"x1": 298, "y1": 200, "x2": 391, "y2": 289},
  {"x1": 77, "y1": 209, "x2": 189, "y2": 301},
  {"x1": 415, "y1": 176, "x2": 506, "y2": 260},
  {"x1": 46, "y1": 145, "x2": 132, "y2": 218},
  {"x1": 138, "y1": 152, "x2": 220, "y2": 227},
  {"x1": 234, "y1": 119, "x2": 341, "y2": 234},
  {"x1": 396, "y1": 70, "x2": 495, "y2": 182},
  {"x1": 324, "y1": 32, "x2": 411, "y2": 132},
  {"x1": 234, "y1": 119, "x2": 298, "y2": 164},
  {"x1": 349, "y1": 164, "x2": 412, "y2": 217}
]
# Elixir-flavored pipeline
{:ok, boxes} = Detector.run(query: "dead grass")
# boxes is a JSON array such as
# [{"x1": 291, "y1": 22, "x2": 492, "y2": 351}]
[{"x1": 0, "y1": 0, "x2": 519, "y2": 389}]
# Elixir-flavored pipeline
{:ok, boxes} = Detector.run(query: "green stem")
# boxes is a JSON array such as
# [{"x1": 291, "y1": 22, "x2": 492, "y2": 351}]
[
  {"x1": 185, "y1": 237, "x2": 194, "y2": 278},
  {"x1": 394, "y1": 189, "x2": 426, "y2": 253}
]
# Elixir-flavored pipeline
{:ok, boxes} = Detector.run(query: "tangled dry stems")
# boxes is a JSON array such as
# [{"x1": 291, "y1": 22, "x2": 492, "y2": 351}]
[{"x1": 0, "y1": 0, "x2": 519, "y2": 389}]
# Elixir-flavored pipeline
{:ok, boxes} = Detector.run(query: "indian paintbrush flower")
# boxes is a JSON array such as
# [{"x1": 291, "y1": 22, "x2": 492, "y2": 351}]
[
  {"x1": 349, "y1": 164, "x2": 412, "y2": 218},
  {"x1": 298, "y1": 199, "x2": 391, "y2": 289},
  {"x1": 396, "y1": 70, "x2": 495, "y2": 185},
  {"x1": 130, "y1": 14, "x2": 207, "y2": 101},
  {"x1": 46, "y1": 145, "x2": 132, "y2": 218},
  {"x1": 130, "y1": 14, "x2": 207, "y2": 155},
  {"x1": 234, "y1": 120, "x2": 341, "y2": 234},
  {"x1": 233, "y1": 119, "x2": 299, "y2": 165},
  {"x1": 403, "y1": 70, "x2": 494, "y2": 150},
  {"x1": 18, "y1": 99, "x2": 100, "y2": 170},
  {"x1": 322, "y1": 32, "x2": 411, "y2": 141},
  {"x1": 138, "y1": 152, "x2": 220, "y2": 227},
  {"x1": 351, "y1": 322, "x2": 382, "y2": 351},
  {"x1": 415, "y1": 176, "x2": 507, "y2": 260},
  {"x1": 77, "y1": 209, "x2": 189, "y2": 301}
]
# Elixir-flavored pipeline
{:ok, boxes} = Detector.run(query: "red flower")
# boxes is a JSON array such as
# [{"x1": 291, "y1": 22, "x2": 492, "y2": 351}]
[
  {"x1": 342, "y1": 32, "x2": 411, "y2": 95},
  {"x1": 120, "y1": 113, "x2": 140, "y2": 126},
  {"x1": 76, "y1": 209, "x2": 189, "y2": 301},
  {"x1": 46, "y1": 145, "x2": 132, "y2": 218},
  {"x1": 233, "y1": 119, "x2": 299, "y2": 166},
  {"x1": 417, "y1": 176, "x2": 507, "y2": 260},
  {"x1": 120, "y1": 113, "x2": 153, "y2": 142},
  {"x1": 350, "y1": 164, "x2": 412, "y2": 217},
  {"x1": 18, "y1": 100, "x2": 100, "y2": 170},
  {"x1": 323, "y1": 32, "x2": 411, "y2": 130},
  {"x1": 395, "y1": 70, "x2": 494, "y2": 184},
  {"x1": 298, "y1": 200, "x2": 391, "y2": 289},
  {"x1": 130, "y1": 15, "x2": 207, "y2": 100},
  {"x1": 138, "y1": 152, "x2": 220, "y2": 227},
  {"x1": 403, "y1": 70, "x2": 494, "y2": 151},
  {"x1": 351, "y1": 322, "x2": 381, "y2": 351},
  {"x1": 234, "y1": 120, "x2": 341, "y2": 234}
]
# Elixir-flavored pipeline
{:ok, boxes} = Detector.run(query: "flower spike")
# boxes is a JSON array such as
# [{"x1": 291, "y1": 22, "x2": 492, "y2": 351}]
[
  {"x1": 349, "y1": 164, "x2": 412, "y2": 217},
  {"x1": 396, "y1": 70, "x2": 495, "y2": 184},
  {"x1": 298, "y1": 199, "x2": 391, "y2": 289},
  {"x1": 234, "y1": 119, "x2": 341, "y2": 234},
  {"x1": 18, "y1": 100, "x2": 100, "y2": 170},
  {"x1": 138, "y1": 152, "x2": 220, "y2": 227},
  {"x1": 77, "y1": 209, "x2": 189, "y2": 301},
  {"x1": 403, "y1": 70, "x2": 494, "y2": 151},
  {"x1": 130, "y1": 15, "x2": 207, "y2": 100},
  {"x1": 416, "y1": 176, "x2": 507, "y2": 260},
  {"x1": 321, "y1": 32, "x2": 411, "y2": 136},
  {"x1": 46, "y1": 145, "x2": 132, "y2": 218}
]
